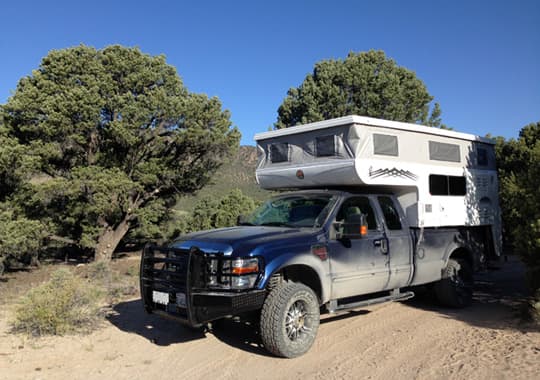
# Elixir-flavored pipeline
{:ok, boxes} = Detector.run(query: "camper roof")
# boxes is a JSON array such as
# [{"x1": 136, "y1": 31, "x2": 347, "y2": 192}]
[{"x1": 254, "y1": 115, "x2": 494, "y2": 145}]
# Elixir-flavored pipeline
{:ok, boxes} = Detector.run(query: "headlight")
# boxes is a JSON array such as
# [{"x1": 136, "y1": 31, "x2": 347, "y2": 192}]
[
  {"x1": 231, "y1": 258, "x2": 259, "y2": 274},
  {"x1": 230, "y1": 274, "x2": 259, "y2": 289},
  {"x1": 206, "y1": 257, "x2": 262, "y2": 290}
]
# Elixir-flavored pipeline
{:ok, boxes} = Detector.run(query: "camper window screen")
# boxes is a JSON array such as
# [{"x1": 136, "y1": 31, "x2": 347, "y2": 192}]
[
  {"x1": 315, "y1": 135, "x2": 336, "y2": 157},
  {"x1": 429, "y1": 141, "x2": 461, "y2": 162},
  {"x1": 477, "y1": 148, "x2": 488, "y2": 166},
  {"x1": 269, "y1": 143, "x2": 290, "y2": 163},
  {"x1": 373, "y1": 134, "x2": 399, "y2": 156}
]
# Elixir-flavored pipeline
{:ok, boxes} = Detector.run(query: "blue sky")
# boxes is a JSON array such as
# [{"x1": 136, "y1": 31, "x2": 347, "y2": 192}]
[{"x1": 1, "y1": 0, "x2": 539, "y2": 145}]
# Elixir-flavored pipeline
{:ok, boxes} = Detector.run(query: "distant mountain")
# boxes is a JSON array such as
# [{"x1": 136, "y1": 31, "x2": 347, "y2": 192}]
[{"x1": 175, "y1": 146, "x2": 271, "y2": 213}]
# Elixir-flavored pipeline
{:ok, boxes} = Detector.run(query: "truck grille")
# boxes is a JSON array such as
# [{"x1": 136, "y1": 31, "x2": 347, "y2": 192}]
[
  {"x1": 141, "y1": 246, "x2": 191, "y2": 293},
  {"x1": 140, "y1": 245, "x2": 266, "y2": 326},
  {"x1": 140, "y1": 245, "x2": 209, "y2": 324}
]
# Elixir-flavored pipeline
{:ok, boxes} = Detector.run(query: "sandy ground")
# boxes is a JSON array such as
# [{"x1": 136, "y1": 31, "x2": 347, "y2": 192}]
[{"x1": 0, "y1": 256, "x2": 539, "y2": 380}]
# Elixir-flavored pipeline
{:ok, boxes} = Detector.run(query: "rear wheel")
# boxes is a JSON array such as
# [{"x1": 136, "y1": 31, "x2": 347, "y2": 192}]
[
  {"x1": 260, "y1": 282, "x2": 320, "y2": 358},
  {"x1": 435, "y1": 258, "x2": 473, "y2": 307}
]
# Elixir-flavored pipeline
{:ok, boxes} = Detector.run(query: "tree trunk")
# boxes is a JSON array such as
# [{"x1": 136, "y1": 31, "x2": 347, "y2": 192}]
[{"x1": 95, "y1": 218, "x2": 130, "y2": 262}]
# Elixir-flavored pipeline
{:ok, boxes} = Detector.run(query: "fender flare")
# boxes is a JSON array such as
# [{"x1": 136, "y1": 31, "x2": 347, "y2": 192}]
[
  {"x1": 442, "y1": 242, "x2": 473, "y2": 269},
  {"x1": 260, "y1": 252, "x2": 330, "y2": 304}
]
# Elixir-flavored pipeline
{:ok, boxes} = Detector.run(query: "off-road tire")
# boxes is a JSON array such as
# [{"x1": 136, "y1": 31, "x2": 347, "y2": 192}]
[
  {"x1": 260, "y1": 282, "x2": 320, "y2": 358},
  {"x1": 435, "y1": 258, "x2": 473, "y2": 307}
]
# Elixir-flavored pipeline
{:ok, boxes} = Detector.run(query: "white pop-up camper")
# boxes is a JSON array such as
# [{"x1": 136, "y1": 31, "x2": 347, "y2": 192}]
[{"x1": 255, "y1": 115, "x2": 501, "y2": 256}]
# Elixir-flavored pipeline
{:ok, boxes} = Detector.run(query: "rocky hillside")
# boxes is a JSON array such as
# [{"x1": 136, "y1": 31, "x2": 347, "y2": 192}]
[{"x1": 175, "y1": 146, "x2": 270, "y2": 212}]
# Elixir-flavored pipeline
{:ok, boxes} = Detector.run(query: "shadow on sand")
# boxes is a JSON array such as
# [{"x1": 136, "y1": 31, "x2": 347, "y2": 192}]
[
  {"x1": 107, "y1": 298, "x2": 376, "y2": 356},
  {"x1": 403, "y1": 255, "x2": 537, "y2": 332},
  {"x1": 107, "y1": 299, "x2": 206, "y2": 346},
  {"x1": 107, "y1": 301, "x2": 272, "y2": 356},
  {"x1": 107, "y1": 256, "x2": 535, "y2": 355}
]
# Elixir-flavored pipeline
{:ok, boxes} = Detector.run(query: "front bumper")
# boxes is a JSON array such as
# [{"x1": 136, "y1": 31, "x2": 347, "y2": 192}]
[{"x1": 140, "y1": 245, "x2": 266, "y2": 327}]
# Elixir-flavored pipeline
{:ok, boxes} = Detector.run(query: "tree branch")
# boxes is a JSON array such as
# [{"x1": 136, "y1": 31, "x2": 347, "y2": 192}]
[{"x1": 47, "y1": 234, "x2": 79, "y2": 246}]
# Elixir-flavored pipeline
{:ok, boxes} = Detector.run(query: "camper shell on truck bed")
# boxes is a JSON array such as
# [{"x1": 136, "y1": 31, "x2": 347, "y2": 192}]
[{"x1": 255, "y1": 115, "x2": 501, "y2": 257}]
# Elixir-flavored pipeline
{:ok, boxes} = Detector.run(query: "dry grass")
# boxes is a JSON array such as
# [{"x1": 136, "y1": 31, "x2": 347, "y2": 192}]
[{"x1": 11, "y1": 268, "x2": 104, "y2": 336}]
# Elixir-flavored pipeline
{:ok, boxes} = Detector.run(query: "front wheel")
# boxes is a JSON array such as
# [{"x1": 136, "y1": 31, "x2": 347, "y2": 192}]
[
  {"x1": 260, "y1": 282, "x2": 320, "y2": 358},
  {"x1": 435, "y1": 258, "x2": 473, "y2": 307}
]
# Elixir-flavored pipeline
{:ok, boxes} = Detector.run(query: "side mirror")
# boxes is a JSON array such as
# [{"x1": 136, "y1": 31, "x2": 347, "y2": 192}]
[
  {"x1": 342, "y1": 213, "x2": 368, "y2": 239},
  {"x1": 237, "y1": 214, "x2": 247, "y2": 226}
]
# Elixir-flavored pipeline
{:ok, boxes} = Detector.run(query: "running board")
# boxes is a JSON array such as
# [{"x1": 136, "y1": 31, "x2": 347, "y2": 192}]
[{"x1": 326, "y1": 289, "x2": 415, "y2": 314}]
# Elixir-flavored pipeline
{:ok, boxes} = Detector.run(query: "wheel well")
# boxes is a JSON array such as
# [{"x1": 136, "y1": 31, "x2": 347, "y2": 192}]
[
  {"x1": 449, "y1": 248, "x2": 473, "y2": 268},
  {"x1": 272, "y1": 265, "x2": 322, "y2": 303}
]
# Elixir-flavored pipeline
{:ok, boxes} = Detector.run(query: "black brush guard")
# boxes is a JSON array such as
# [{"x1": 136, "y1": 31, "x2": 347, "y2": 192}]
[{"x1": 140, "y1": 245, "x2": 266, "y2": 327}]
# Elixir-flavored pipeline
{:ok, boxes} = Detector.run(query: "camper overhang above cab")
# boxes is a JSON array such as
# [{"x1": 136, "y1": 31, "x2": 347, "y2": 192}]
[{"x1": 254, "y1": 115, "x2": 495, "y2": 191}]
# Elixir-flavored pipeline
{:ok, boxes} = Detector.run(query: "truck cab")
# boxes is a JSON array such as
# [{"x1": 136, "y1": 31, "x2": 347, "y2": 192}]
[{"x1": 140, "y1": 188, "x2": 478, "y2": 358}]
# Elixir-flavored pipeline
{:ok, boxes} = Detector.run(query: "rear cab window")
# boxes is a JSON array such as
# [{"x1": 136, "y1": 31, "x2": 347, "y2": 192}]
[{"x1": 377, "y1": 196, "x2": 402, "y2": 230}]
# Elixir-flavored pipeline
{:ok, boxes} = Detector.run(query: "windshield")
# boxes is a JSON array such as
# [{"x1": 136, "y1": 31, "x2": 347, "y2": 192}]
[{"x1": 243, "y1": 194, "x2": 337, "y2": 228}]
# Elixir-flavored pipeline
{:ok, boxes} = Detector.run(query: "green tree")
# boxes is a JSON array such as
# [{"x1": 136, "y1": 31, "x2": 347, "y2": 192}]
[
  {"x1": 495, "y1": 122, "x2": 540, "y2": 294},
  {"x1": 0, "y1": 207, "x2": 44, "y2": 276},
  {"x1": 2, "y1": 45, "x2": 240, "y2": 261},
  {"x1": 0, "y1": 118, "x2": 34, "y2": 201},
  {"x1": 276, "y1": 50, "x2": 443, "y2": 128},
  {"x1": 0, "y1": 117, "x2": 44, "y2": 274},
  {"x1": 187, "y1": 189, "x2": 257, "y2": 231}
]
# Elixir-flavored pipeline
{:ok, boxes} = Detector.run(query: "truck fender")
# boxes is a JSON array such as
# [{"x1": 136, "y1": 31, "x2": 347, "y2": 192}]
[
  {"x1": 442, "y1": 242, "x2": 473, "y2": 272},
  {"x1": 259, "y1": 252, "x2": 330, "y2": 304}
]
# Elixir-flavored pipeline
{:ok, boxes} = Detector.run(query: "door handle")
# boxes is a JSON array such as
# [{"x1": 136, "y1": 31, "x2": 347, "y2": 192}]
[{"x1": 373, "y1": 238, "x2": 389, "y2": 254}]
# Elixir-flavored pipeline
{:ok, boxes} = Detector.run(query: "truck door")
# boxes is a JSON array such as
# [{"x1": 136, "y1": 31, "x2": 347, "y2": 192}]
[
  {"x1": 375, "y1": 196, "x2": 413, "y2": 289},
  {"x1": 328, "y1": 196, "x2": 391, "y2": 299}
]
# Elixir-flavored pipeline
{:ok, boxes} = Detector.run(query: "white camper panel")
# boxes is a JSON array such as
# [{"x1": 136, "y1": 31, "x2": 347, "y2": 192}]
[{"x1": 255, "y1": 116, "x2": 501, "y2": 255}]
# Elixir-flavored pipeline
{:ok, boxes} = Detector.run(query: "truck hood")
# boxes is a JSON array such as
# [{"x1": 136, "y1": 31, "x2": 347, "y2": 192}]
[{"x1": 170, "y1": 226, "x2": 322, "y2": 257}]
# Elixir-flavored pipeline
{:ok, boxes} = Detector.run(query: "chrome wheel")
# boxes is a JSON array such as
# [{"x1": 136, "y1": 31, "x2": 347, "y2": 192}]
[
  {"x1": 285, "y1": 300, "x2": 311, "y2": 341},
  {"x1": 260, "y1": 282, "x2": 320, "y2": 357}
]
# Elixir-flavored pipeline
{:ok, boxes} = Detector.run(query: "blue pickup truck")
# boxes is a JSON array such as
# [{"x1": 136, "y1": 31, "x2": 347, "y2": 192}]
[{"x1": 140, "y1": 189, "x2": 491, "y2": 357}]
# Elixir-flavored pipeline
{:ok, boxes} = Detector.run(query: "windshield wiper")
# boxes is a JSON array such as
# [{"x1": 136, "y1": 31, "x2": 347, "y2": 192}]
[
  {"x1": 238, "y1": 221, "x2": 256, "y2": 226},
  {"x1": 259, "y1": 222, "x2": 295, "y2": 228}
]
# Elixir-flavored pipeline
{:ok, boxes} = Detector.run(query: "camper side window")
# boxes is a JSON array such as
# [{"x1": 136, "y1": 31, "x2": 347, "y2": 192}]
[
  {"x1": 373, "y1": 134, "x2": 399, "y2": 156},
  {"x1": 429, "y1": 175, "x2": 466, "y2": 196},
  {"x1": 315, "y1": 135, "x2": 336, "y2": 157},
  {"x1": 269, "y1": 143, "x2": 290, "y2": 163},
  {"x1": 429, "y1": 141, "x2": 461, "y2": 162}
]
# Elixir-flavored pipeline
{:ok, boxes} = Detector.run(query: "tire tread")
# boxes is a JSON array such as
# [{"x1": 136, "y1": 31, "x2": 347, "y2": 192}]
[{"x1": 260, "y1": 282, "x2": 319, "y2": 358}]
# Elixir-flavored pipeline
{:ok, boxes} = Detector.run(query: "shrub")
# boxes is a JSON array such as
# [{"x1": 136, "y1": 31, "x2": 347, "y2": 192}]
[
  {"x1": 86, "y1": 260, "x2": 138, "y2": 302},
  {"x1": 87, "y1": 260, "x2": 113, "y2": 282},
  {"x1": 187, "y1": 189, "x2": 257, "y2": 232},
  {"x1": 12, "y1": 269, "x2": 104, "y2": 336}
]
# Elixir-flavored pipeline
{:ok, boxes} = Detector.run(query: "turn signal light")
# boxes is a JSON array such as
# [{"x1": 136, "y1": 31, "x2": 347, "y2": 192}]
[
  {"x1": 360, "y1": 225, "x2": 368, "y2": 236},
  {"x1": 311, "y1": 245, "x2": 328, "y2": 261},
  {"x1": 231, "y1": 258, "x2": 259, "y2": 274}
]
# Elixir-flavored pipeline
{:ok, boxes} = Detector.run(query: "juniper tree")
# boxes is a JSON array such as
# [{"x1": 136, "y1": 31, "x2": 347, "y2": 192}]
[
  {"x1": 2, "y1": 45, "x2": 240, "y2": 261},
  {"x1": 276, "y1": 50, "x2": 444, "y2": 128},
  {"x1": 495, "y1": 122, "x2": 540, "y2": 293}
]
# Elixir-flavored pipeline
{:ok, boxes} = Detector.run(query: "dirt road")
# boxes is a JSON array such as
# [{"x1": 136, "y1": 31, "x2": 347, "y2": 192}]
[{"x1": 1, "y1": 256, "x2": 539, "y2": 380}]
